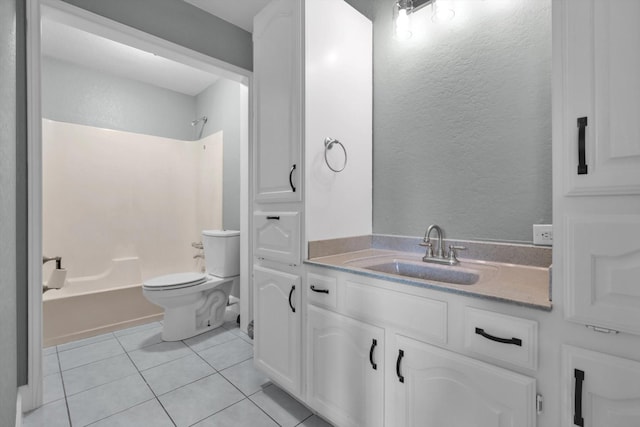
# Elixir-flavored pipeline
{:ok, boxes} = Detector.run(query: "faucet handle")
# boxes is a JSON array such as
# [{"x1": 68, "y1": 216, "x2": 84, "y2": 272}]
[
  {"x1": 420, "y1": 240, "x2": 434, "y2": 258},
  {"x1": 448, "y1": 245, "x2": 467, "y2": 263}
]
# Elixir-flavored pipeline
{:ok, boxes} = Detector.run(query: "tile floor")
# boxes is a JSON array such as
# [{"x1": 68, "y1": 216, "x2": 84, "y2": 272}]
[{"x1": 23, "y1": 320, "x2": 333, "y2": 427}]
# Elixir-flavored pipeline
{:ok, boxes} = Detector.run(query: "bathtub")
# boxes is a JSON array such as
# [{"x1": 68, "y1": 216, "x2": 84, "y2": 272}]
[{"x1": 43, "y1": 257, "x2": 163, "y2": 347}]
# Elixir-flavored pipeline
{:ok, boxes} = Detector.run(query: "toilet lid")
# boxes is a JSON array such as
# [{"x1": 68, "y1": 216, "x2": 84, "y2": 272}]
[{"x1": 143, "y1": 272, "x2": 207, "y2": 290}]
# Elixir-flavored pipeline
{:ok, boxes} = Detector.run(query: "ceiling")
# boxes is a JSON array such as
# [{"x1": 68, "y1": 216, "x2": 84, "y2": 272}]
[
  {"x1": 183, "y1": 0, "x2": 272, "y2": 32},
  {"x1": 40, "y1": 2, "x2": 269, "y2": 96}
]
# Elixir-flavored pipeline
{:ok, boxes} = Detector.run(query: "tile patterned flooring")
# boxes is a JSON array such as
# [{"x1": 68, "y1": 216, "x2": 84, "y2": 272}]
[{"x1": 23, "y1": 320, "x2": 333, "y2": 427}]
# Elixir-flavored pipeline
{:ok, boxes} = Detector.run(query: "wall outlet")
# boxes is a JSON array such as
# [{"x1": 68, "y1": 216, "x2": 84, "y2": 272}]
[{"x1": 533, "y1": 224, "x2": 553, "y2": 246}]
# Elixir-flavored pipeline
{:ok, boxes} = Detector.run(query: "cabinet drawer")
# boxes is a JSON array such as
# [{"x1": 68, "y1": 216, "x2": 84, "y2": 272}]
[
  {"x1": 254, "y1": 211, "x2": 301, "y2": 265},
  {"x1": 464, "y1": 307, "x2": 538, "y2": 370},
  {"x1": 307, "y1": 273, "x2": 337, "y2": 309},
  {"x1": 344, "y1": 280, "x2": 447, "y2": 345}
]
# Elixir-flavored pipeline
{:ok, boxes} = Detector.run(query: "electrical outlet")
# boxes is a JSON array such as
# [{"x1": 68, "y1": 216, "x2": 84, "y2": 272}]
[{"x1": 533, "y1": 224, "x2": 553, "y2": 246}]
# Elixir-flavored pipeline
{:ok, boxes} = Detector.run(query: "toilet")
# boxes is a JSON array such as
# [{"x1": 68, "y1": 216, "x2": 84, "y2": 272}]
[{"x1": 143, "y1": 230, "x2": 240, "y2": 341}]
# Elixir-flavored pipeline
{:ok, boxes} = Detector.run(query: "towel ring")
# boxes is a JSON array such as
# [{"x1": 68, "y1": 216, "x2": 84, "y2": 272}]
[{"x1": 324, "y1": 137, "x2": 347, "y2": 172}]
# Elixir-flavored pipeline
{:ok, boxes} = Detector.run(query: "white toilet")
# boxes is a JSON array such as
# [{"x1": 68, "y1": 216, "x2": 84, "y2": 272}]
[{"x1": 143, "y1": 230, "x2": 240, "y2": 341}]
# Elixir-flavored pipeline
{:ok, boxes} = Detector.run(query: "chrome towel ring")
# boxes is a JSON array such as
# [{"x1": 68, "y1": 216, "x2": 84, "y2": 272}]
[{"x1": 324, "y1": 137, "x2": 347, "y2": 172}]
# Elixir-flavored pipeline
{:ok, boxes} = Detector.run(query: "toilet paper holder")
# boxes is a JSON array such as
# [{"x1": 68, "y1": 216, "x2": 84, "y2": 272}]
[{"x1": 43, "y1": 256, "x2": 66, "y2": 293}]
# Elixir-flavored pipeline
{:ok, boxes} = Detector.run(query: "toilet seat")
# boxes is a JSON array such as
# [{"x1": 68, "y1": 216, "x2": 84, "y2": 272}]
[{"x1": 143, "y1": 272, "x2": 208, "y2": 291}]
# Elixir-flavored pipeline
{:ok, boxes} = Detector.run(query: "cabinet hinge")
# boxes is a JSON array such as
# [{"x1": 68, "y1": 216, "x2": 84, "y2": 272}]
[
  {"x1": 586, "y1": 325, "x2": 620, "y2": 334},
  {"x1": 536, "y1": 394, "x2": 543, "y2": 415}
]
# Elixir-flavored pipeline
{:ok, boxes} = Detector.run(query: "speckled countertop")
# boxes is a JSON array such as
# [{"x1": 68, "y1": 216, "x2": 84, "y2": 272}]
[{"x1": 306, "y1": 235, "x2": 552, "y2": 311}]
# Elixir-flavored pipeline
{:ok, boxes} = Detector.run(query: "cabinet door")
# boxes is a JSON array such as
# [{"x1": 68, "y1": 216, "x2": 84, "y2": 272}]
[
  {"x1": 562, "y1": 345, "x2": 640, "y2": 427},
  {"x1": 253, "y1": 211, "x2": 301, "y2": 265},
  {"x1": 306, "y1": 306, "x2": 384, "y2": 427},
  {"x1": 561, "y1": 0, "x2": 640, "y2": 196},
  {"x1": 387, "y1": 334, "x2": 536, "y2": 427},
  {"x1": 253, "y1": 266, "x2": 301, "y2": 395},
  {"x1": 253, "y1": 0, "x2": 302, "y2": 203}
]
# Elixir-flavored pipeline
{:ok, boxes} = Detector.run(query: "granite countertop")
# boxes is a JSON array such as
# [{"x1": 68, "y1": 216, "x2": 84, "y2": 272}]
[{"x1": 306, "y1": 239, "x2": 552, "y2": 311}]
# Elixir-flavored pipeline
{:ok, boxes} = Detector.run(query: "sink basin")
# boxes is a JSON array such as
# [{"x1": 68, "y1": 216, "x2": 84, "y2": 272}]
[{"x1": 363, "y1": 261, "x2": 480, "y2": 285}]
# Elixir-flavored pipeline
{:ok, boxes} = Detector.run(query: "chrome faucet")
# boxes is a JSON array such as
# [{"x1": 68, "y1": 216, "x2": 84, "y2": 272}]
[
  {"x1": 421, "y1": 224, "x2": 445, "y2": 259},
  {"x1": 420, "y1": 224, "x2": 466, "y2": 265}
]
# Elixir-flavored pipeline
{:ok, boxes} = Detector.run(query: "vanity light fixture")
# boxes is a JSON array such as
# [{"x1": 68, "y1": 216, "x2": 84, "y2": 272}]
[{"x1": 393, "y1": 0, "x2": 454, "y2": 39}]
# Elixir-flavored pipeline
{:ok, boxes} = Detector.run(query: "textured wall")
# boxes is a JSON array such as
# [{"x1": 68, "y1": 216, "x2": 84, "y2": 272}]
[
  {"x1": 196, "y1": 79, "x2": 242, "y2": 230},
  {"x1": 42, "y1": 56, "x2": 197, "y2": 140},
  {"x1": 62, "y1": 0, "x2": 253, "y2": 71},
  {"x1": 0, "y1": 0, "x2": 18, "y2": 423},
  {"x1": 373, "y1": 0, "x2": 552, "y2": 242}
]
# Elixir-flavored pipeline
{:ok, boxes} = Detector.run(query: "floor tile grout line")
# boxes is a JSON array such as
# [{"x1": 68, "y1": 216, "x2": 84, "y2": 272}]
[
  {"x1": 114, "y1": 332, "x2": 178, "y2": 427},
  {"x1": 81, "y1": 397, "x2": 159, "y2": 427},
  {"x1": 55, "y1": 332, "x2": 116, "y2": 354},
  {"x1": 54, "y1": 346, "x2": 73, "y2": 427},
  {"x1": 185, "y1": 395, "x2": 263, "y2": 427},
  {"x1": 57, "y1": 349, "x2": 126, "y2": 376}
]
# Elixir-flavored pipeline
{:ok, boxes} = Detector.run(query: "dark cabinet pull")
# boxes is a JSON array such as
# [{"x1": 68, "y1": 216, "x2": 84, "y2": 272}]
[
  {"x1": 577, "y1": 117, "x2": 588, "y2": 175},
  {"x1": 574, "y1": 369, "x2": 585, "y2": 426},
  {"x1": 266, "y1": 216, "x2": 280, "y2": 220},
  {"x1": 289, "y1": 164, "x2": 297, "y2": 192},
  {"x1": 475, "y1": 327, "x2": 522, "y2": 346},
  {"x1": 369, "y1": 339, "x2": 378, "y2": 370},
  {"x1": 288, "y1": 285, "x2": 296, "y2": 313},
  {"x1": 310, "y1": 285, "x2": 329, "y2": 294},
  {"x1": 396, "y1": 349, "x2": 405, "y2": 383}
]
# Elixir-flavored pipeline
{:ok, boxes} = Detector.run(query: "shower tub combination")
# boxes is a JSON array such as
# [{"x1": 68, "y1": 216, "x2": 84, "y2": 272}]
[{"x1": 42, "y1": 119, "x2": 224, "y2": 346}]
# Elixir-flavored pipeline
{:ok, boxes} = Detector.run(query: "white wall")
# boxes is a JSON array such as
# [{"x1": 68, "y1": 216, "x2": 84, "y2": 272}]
[
  {"x1": 304, "y1": 0, "x2": 372, "y2": 241},
  {"x1": 42, "y1": 120, "x2": 223, "y2": 287}
]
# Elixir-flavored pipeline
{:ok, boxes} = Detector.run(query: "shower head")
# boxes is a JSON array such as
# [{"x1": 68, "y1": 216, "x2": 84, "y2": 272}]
[{"x1": 191, "y1": 116, "x2": 208, "y2": 126}]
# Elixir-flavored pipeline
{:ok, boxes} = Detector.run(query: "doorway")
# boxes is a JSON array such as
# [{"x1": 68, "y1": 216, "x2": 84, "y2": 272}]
[{"x1": 23, "y1": 0, "x2": 252, "y2": 411}]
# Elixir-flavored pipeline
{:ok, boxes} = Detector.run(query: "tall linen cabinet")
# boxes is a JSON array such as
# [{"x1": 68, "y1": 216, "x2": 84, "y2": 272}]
[{"x1": 252, "y1": 0, "x2": 372, "y2": 399}]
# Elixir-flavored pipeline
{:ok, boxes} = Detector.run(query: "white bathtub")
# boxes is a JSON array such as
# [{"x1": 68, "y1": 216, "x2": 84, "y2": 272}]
[{"x1": 43, "y1": 257, "x2": 163, "y2": 347}]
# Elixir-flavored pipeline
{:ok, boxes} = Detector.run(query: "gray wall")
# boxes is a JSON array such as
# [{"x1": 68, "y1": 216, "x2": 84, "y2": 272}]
[
  {"x1": 196, "y1": 79, "x2": 242, "y2": 230},
  {"x1": 372, "y1": 0, "x2": 552, "y2": 242},
  {"x1": 62, "y1": 0, "x2": 253, "y2": 71},
  {"x1": 42, "y1": 56, "x2": 197, "y2": 140},
  {"x1": 0, "y1": 0, "x2": 18, "y2": 424}
]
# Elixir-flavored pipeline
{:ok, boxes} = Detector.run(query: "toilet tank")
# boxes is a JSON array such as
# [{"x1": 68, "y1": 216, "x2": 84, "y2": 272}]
[{"x1": 202, "y1": 230, "x2": 240, "y2": 277}]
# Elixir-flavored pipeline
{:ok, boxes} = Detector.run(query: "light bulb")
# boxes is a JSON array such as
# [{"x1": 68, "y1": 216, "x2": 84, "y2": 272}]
[{"x1": 396, "y1": 8, "x2": 412, "y2": 39}]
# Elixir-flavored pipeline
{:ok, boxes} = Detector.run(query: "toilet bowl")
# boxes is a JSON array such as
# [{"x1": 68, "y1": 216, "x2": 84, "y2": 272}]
[{"x1": 143, "y1": 230, "x2": 240, "y2": 341}]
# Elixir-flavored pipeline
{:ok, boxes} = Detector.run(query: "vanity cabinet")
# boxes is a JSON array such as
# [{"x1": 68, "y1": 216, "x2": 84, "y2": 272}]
[
  {"x1": 253, "y1": 265, "x2": 301, "y2": 395},
  {"x1": 555, "y1": 0, "x2": 640, "y2": 335},
  {"x1": 306, "y1": 269, "x2": 537, "y2": 427},
  {"x1": 562, "y1": 345, "x2": 640, "y2": 427},
  {"x1": 388, "y1": 334, "x2": 536, "y2": 427},
  {"x1": 306, "y1": 306, "x2": 384, "y2": 427}
]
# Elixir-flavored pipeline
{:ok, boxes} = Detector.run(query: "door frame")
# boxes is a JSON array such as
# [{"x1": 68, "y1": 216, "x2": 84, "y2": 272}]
[{"x1": 22, "y1": 0, "x2": 253, "y2": 411}]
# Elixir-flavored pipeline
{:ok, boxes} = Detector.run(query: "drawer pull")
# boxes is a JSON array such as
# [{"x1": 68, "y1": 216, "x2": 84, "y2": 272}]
[
  {"x1": 396, "y1": 349, "x2": 405, "y2": 383},
  {"x1": 310, "y1": 285, "x2": 329, "y2": 294},
  {"x1": 475, "y1": 327, "x2": 522, "y2": 346},
  {"x1": 574, "y1": 369, "x2": 585, "y2": 426},
  {"x1": 266, "y1": 215, "x2": 280, "y2": 220},
  {"x1": 369, "y1": 339, "x2": 378, "y2": 370},
  {"x1": 288, "y1": 285, "x2": 296, "y2": 313}
]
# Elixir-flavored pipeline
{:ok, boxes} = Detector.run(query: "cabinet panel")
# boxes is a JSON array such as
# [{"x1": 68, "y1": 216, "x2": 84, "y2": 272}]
[
  {"x1": 565, "y1": 214, "x2": 640, "y2": 334},
  {"x1": 253, "y1": 211, "x2": 301, "y2": 265},
  {"x1": 344, "y1": 280, "x2": 447, "y2": 345},
  {"x1": 562, "y1": 345, "x2": 640, "y2": 427},
  {"x1": 307, "y1": 272, "x2": 337, "y2": 309},
  {"x1": 563, "y1": 0, "x2": 640, "y2": 196},
  {"x1": 253, "y1": 0, "x2": 302, "y2": 203},
  {"x1": 464, "y1": 307, "x2": 538, "y2": 371},
  {"x1": 387, "y1": 335, "x2": 536, "y2": 427},
  {"x1": 307, "y1": 306, "x2": 384, "y2": 427},
  {"x1": 253, "y1": 266, "x2": 301, "y2": 395}
]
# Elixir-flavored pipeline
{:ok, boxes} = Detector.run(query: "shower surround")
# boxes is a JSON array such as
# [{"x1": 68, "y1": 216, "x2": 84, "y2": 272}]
[{"x1": 42, "y1": 119, "x2": 224, "y2": 346}]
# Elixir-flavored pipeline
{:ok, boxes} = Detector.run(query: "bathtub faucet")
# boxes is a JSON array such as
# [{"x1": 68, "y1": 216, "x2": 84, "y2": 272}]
[{"x1": 43, "y1": 255, "x2": 62, "y2": 269}]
